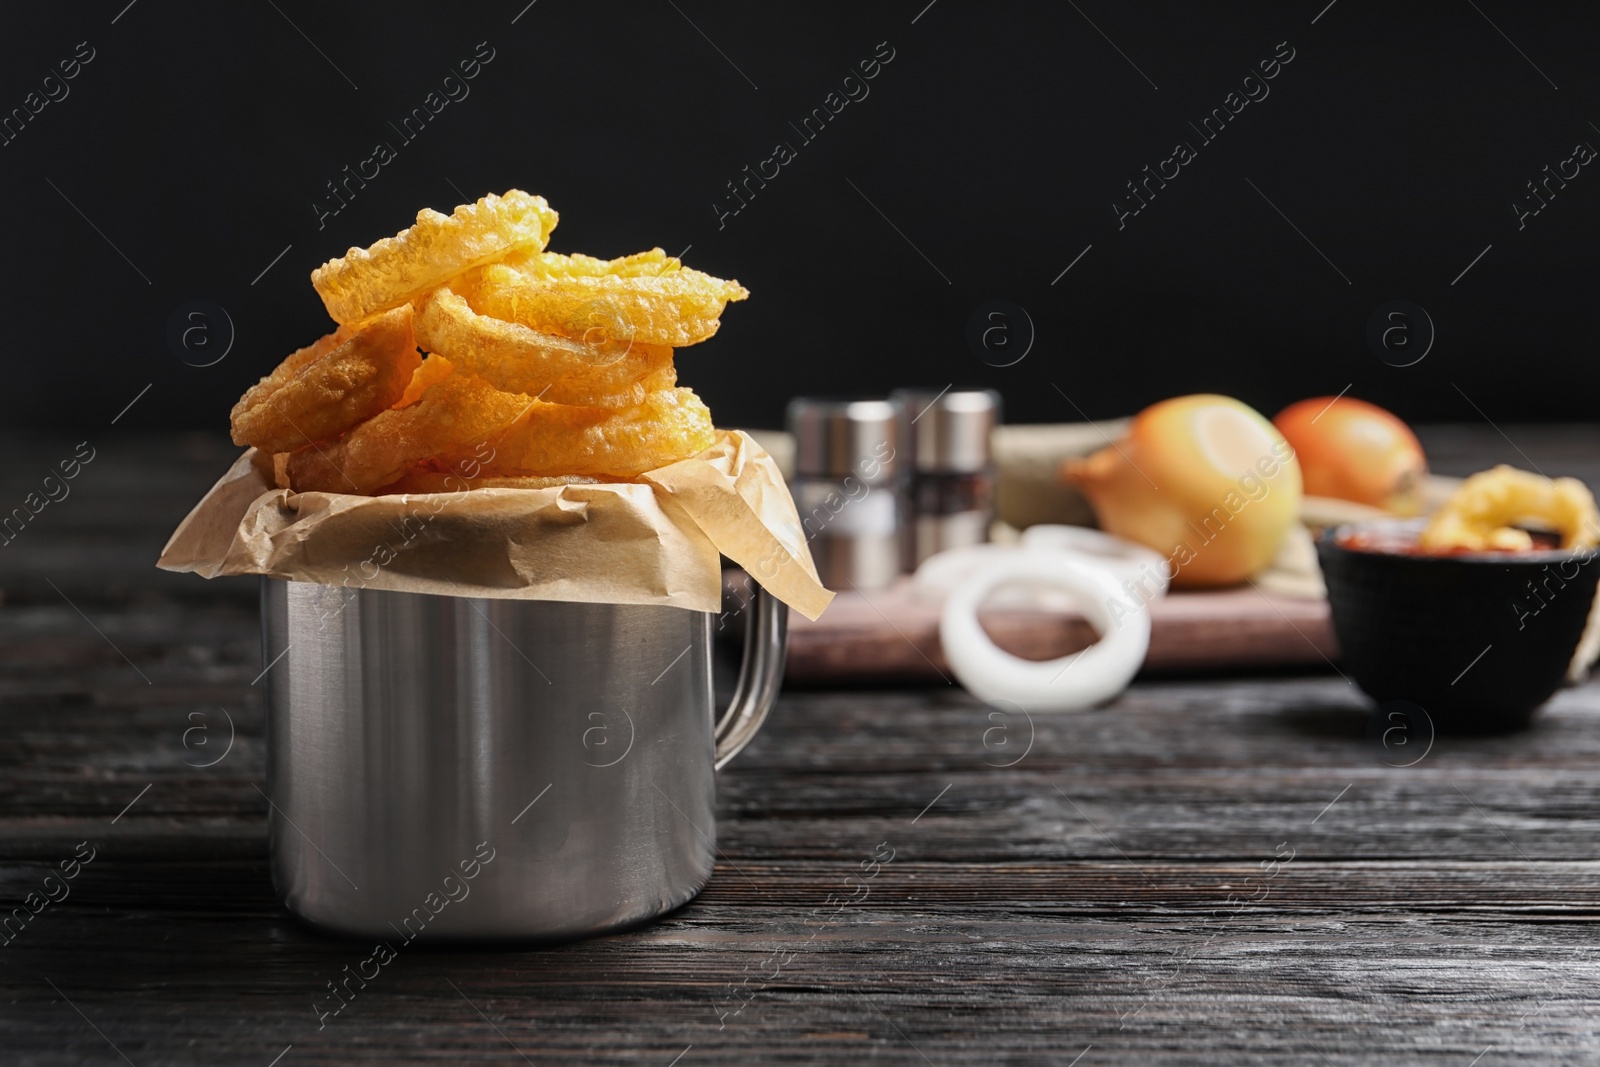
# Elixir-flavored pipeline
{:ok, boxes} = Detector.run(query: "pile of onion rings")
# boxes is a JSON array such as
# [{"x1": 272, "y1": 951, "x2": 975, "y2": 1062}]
[{"x1": 229, "y1": 190, "x2": 743, "y2": 494}]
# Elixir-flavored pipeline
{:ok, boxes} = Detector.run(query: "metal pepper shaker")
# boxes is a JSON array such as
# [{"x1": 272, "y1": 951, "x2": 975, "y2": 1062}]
[
  {"x1": 786, "y1": 398, "x2": 905, "y2": 591},
  {"x1": 893, "y1": 388, "x2": 1001, "y2": 569}
]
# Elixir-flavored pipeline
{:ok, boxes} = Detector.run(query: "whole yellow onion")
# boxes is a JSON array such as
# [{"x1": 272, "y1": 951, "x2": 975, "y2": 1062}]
[{"x1": 1065, "y1": 394, "x2": 1302, "y2": 588}]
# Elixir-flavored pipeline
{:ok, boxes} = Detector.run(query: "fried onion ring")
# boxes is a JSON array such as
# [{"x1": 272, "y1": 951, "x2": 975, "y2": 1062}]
[
  {"x1": 311, "y1": 190, "x2": 557, "y2": 324},
  {"x1": 393, "y1": 352, "x2": 455, "y2": 408},
  {"x1": 414, "y1": 284, "x2": 676, "y2": 408},
  {"x1": 286, "y1": 365, "x2": 536, "y2": 494},
  {"x1": 229, "y1": 306, "x2": 420, "y2": 452},
  {"x1": 1421, "y1": 465, "x2": 1600, "y2": 552},
  {"x1": 500, "y1": 247, "x2": 681, "y2": 279},
  {"x1": 474, "y1": 254, "x2": 748, "y2": 348},
  {"x1": 458, "y1": 387, "x2": 717, "y2": 480}
]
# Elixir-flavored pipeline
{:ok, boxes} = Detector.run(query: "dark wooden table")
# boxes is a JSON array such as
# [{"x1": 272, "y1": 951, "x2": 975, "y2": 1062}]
[{"x1": 3, "y1": 427, "x2": 1600, "y2": 1065}]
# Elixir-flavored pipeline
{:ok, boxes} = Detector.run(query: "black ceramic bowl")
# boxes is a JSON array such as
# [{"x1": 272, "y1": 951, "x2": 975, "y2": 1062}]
[{"x1": 1318, "y1": 519, "x2": 1599, "y2": 731}]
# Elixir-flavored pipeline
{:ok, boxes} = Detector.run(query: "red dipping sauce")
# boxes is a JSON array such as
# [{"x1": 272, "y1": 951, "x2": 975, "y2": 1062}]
[{"x1": 1335, "y1": 527, "x2": 1562, "y2": 556}]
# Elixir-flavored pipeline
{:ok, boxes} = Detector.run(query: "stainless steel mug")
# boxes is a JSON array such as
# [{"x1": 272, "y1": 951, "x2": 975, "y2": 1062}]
[{"x1": 260, "y1": 578, "x2": 786, "y2": 941}]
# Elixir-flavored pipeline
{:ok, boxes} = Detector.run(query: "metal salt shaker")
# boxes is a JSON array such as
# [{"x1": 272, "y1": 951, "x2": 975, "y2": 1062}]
[
  {"x1": 785, "y1": 398, "x2": 905, "y2": 591},
  {"x1": 893, "y1": 388, "x2": 1001, "y2": 569}
]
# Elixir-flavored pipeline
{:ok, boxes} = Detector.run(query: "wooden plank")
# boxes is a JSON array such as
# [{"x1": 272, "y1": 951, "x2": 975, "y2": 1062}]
[
  {"x1": 779, "y1": 577, "x2": 1335, "y2": 684},
  {"x1": 8, "y1": 856, "x2": 1600, "y2": 920},
  {"x1": 3, "y1": 906, "x2": 1599, "y2": 1064}
]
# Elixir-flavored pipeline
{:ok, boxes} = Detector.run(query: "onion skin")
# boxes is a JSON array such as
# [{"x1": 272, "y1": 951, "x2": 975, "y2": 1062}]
[
  {"x1": 1273, "y1": 397, "x2": 1426, "y2": 515},
  {"x1": 1065, "y1": 395, "x2": 1302, "y2": 588}
]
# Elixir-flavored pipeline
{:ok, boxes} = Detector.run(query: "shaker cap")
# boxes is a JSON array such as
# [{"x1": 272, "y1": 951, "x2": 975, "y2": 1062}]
[
  {"x1": 894, "y1": 388, "x2": 1001, "y2": 473},
  {"x1": 786, "y1": 397, "x2": 902, "y2": 483}
]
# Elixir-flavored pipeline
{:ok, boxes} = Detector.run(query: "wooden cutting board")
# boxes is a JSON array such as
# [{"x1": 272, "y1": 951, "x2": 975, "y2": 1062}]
[{"x1": 765, "y1": 575, "x2": 1336, "y2": 684}]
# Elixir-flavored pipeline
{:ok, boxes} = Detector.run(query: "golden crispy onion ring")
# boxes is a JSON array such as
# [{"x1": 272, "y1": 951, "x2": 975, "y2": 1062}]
[
  {"x1": 393, "y1": 352, "x2": 455, "y2": 408},
  {"x1": 229, "y1": 306, "x2": 419, "y2": 452},
  {"x1": 462, "y1": 387, "x2": 717, "y2": 480},
  {"x1": 1421, "y1": 465, "x2": 1600, "y2": 552},
  {"x1": 286, "y1": 362, "x2": 536, "y2": 494},
  {"x1": 474, "y1": 253, "x2": 748, "y2": 348},
  {"x1": 311, "y1": 190, "x2": 557, "y2": 324},
  {"x1": 414, "y1": 284, "x2": 676, "y2": 408},
  {"x1": 500, "y1": 247, "x2": 681, "y2": 279}
]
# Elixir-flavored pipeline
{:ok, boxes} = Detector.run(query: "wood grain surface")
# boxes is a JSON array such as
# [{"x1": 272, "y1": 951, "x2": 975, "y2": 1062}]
[
  {"x1": 1, "y1": 428, "x2": 1599, "y2": 1065},
  {"x1": 780, "y1": 579, "x2": 1337, "y2": 683}
]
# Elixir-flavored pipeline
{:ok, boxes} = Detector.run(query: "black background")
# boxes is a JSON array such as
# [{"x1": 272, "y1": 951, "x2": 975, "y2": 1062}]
[{"x1": 3, "y1": 1, "x2": 1596, "y2": 436}]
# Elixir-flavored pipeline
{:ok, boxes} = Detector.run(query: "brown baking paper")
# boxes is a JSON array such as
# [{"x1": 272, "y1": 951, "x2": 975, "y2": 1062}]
[{"x1": 157, "y1": 430, "x2": 833, "y2": 620}]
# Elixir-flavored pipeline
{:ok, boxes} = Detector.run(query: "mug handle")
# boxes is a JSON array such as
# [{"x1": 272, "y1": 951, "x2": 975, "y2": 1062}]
[{"x1": 713, "y1": 584, "x2": 788, "y2": 769}]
